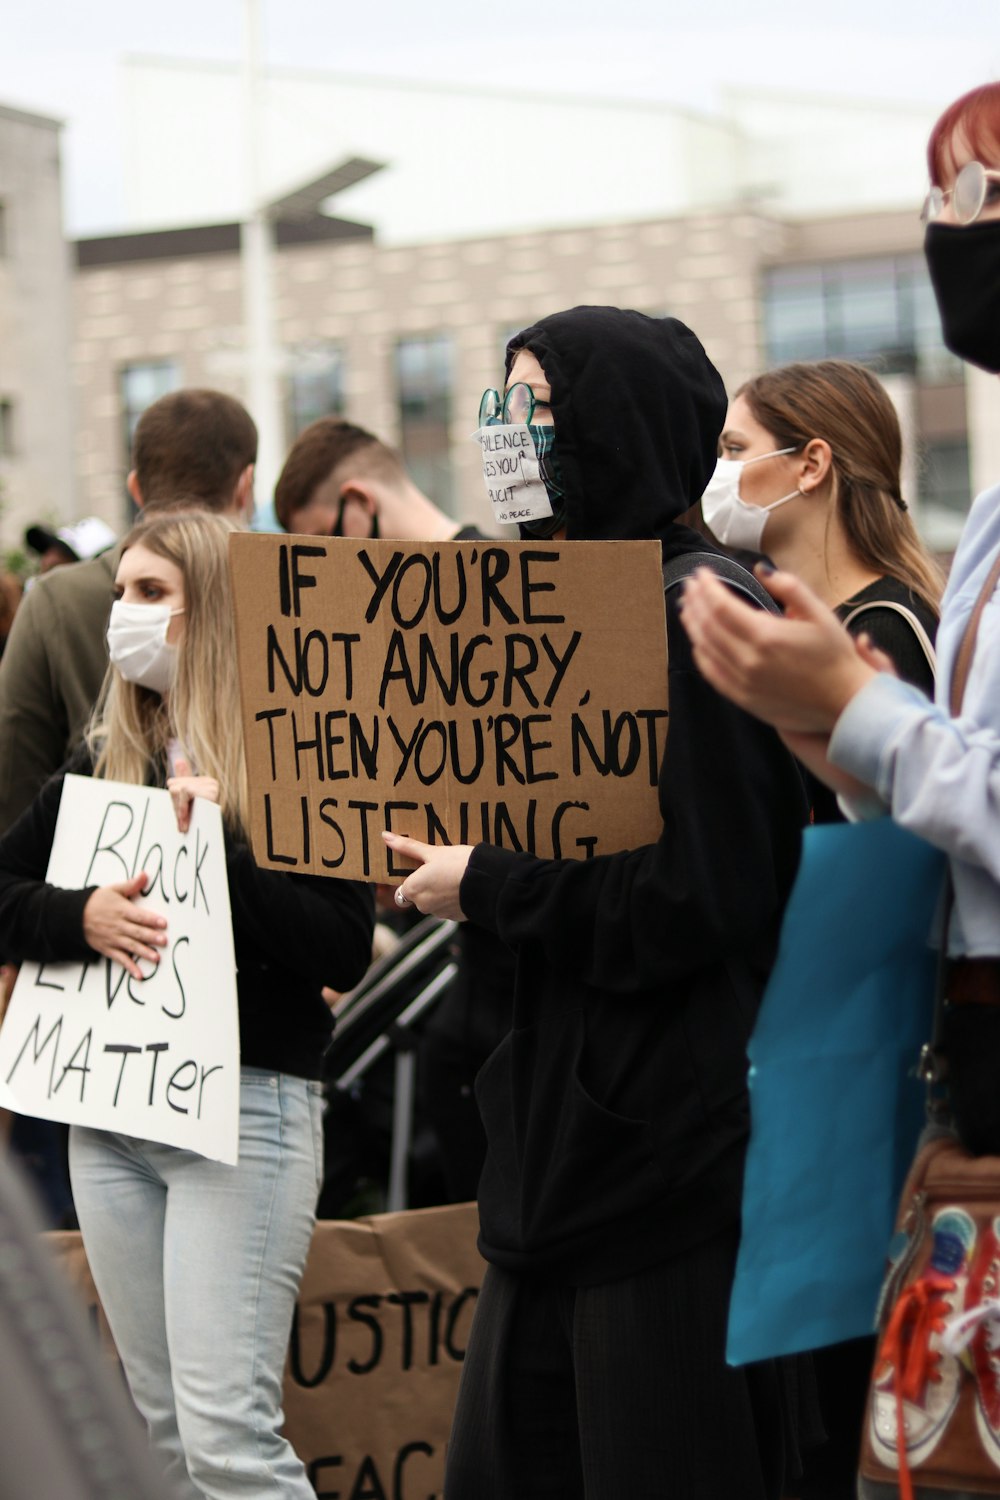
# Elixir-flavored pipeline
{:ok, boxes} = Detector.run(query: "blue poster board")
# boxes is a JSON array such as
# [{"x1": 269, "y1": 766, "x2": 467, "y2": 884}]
[{"x1": 727, "y1": 818, "x2": 945, "y2": 1366}]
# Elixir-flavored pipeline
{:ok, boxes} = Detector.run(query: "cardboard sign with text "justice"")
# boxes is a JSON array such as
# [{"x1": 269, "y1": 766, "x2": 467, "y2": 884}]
[
  {"x1": 0, "y1": 776, "x2": 240, "y2": 1164},
  {"x1": 230, "y1": 535, "x2": 669, "y2": 883},
  {"x1": 51, "y1": 1199, "x2": 484, "y2": 1499}
]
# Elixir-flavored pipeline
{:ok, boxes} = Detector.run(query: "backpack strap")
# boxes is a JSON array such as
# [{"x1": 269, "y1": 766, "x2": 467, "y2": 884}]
[
  {"x1": 662, "y1": 551, "x2": 780, "y2": 614},
  {"x1": 841, "y1": 599, "x2": 937, "y2": 678}
]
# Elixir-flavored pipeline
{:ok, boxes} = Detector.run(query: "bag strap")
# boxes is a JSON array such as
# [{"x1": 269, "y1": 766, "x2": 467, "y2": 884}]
[
  {"x1": 950, "y1": 550, "x2": 1000, "y2": 715},
  {"x1": 662, "y1": 551, "x2": 780, "y2": 614},
  {"x1": 841, "y1": 599, "x2": 937, "y2": 677}
]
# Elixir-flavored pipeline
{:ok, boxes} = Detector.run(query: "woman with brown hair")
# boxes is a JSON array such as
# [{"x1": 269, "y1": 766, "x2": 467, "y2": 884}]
[
  {"x1": 702, "y1": 358, "x2": 942, "y2": 696},
  {"x1": 704, "y1": 360, "x2": 945, "y2": 1492}
]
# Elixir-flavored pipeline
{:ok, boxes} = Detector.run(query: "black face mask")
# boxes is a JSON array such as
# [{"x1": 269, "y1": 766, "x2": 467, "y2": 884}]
[
  {"x1": 925, "y1": 220, "x2": 1000, "y2": 374},
  {"x1": 518, "y1": 425, "x2": 568, "y2": 540},
  {"x1": 331, "y1": 498, "x2": 380, "y2": 540}
]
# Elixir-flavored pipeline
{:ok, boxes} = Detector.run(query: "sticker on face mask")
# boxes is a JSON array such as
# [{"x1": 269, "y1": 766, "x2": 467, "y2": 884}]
[{"x1": 474, "y1": 424, "x2": 554, "y2": 527}]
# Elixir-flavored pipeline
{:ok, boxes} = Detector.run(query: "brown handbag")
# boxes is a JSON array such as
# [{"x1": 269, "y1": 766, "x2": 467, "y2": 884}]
[
  {"x1": 858, "y1": 1135, "x2": 1000, "y2": 1497},
  {"x1": 858, "y1": 551, "x2": 1000, "y2": 1500}
]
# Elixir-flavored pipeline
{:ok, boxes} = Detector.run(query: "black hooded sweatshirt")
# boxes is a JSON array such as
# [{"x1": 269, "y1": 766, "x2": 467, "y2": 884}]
[{"x1": 459, "y1": 307, "x2": 809, "y2": 1284}]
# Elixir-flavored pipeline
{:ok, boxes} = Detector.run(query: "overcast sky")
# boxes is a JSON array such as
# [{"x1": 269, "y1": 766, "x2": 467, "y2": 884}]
[{"x1": 1, "y1": 0, "x2": 998, "y2": 233}]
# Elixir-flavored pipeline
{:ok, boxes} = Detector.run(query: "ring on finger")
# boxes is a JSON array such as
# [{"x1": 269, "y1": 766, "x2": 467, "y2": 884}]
[{"x1": 394, "y1": 887, "x2": 411, "y2": 909}]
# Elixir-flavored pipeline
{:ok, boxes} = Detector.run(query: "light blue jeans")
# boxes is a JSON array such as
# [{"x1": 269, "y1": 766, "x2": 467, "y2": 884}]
[{"x1": 69, "y1": 1067, "x2": 324, "y2": 1500}]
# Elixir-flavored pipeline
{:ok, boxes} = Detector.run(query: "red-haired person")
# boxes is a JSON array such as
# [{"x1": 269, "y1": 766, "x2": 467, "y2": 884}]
[{"x1": 679, "y1": 82, "x2": 1000, "y2": 1500}]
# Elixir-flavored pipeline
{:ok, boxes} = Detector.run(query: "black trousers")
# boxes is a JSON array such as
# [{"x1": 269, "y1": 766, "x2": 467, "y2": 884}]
[
  {"x1": 800, "y1": 1335, "x2": 875, "y2": 1499},
  {"x1": 444, "y1": 1231, "x2": 804, "y2": 1500}
]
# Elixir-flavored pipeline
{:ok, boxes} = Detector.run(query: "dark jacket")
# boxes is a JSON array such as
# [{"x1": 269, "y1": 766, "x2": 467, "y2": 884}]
[
  {"x1": 0, "y1": 749, "x2": 375, "y2": 1080},
  {"x1": 0, "y1": 550, "x2": 119, "y2": 836},
  {"x1": 458, "y1": 307, "x2": 809, "y2": 1283}
]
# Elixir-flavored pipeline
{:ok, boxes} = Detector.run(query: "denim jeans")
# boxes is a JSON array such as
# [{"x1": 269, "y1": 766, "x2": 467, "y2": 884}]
[{"x1": 69, "y1": 1067, "x2": 324, "y2": 1500}]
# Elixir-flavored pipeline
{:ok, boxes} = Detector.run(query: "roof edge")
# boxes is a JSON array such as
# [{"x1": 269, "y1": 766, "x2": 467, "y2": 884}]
[{"x1": 75, "y1": 214, "x2": 374, "y2": 268}]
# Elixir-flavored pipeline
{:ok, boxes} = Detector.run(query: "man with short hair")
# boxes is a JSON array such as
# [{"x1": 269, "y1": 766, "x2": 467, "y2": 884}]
[
  {"x1": 128, "y1": 388, "x2": 257, "y2": 519},
  {"x1": 274, "y1": 417, "x2": 480, "y2": 542},
  {"x1": 0, "y1": 388, "x2": 257, "y2": 832},
  {"x1": 276, "y1": 417, "x2": 511, "y2": 1206},
  {"x1": 0, "y1": 388, "x2": 259, "y2": 1199}
]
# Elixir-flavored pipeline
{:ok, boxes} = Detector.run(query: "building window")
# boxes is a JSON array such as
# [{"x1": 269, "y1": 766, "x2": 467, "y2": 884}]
[
  {"x1": 119, "y1": 361, "x2": 180, "y2": 518},
  {"x1": 921, "y1": 437, "x2": 972, "y2": 514},
  {"x1": 763, "y1": 254, "x2": 971, "y2": 527},
  {"x1": 286, "y1": 344, "x2": 346, "y2": 441},
  {"x1": 0, "y1": 400, "x2": 14, "y2": 457},
  {"x1": 763, "y1": 255, "x2": 962, "y2": 384},
  {"x1": 395, "y1": 336, "x2": 454, "y2": 513}
]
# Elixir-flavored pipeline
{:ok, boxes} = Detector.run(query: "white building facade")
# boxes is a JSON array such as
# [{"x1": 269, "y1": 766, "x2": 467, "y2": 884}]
[
  {"x1": 0, "y1": 70, "x2": 982, "y2": 555},
  {"x1": 0, "y1": 103, "x2": 74, "y2": 556}
]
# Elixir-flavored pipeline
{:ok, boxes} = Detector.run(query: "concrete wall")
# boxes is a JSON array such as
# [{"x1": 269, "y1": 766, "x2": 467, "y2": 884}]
[
  {"x1": 0, "y1": 105, "x2": 74, "y2": 554},
  {"x1": 72, "y1": 208, "x2": 771, "y2": 534}
]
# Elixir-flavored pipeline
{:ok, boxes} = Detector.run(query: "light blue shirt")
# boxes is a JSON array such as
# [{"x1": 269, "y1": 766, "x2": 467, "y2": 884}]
[{"x1": 829, "y1": 482, "x2": 1000, "y2": 958}]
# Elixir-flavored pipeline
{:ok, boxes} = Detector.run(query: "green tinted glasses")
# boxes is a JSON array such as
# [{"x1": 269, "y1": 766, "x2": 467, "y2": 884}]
[{"x1": 479, "y1": 383, "x2": 552, "y2": 426}]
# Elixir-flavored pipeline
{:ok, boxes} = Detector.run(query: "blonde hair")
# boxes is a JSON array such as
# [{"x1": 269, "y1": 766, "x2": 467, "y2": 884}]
[
  {"x1": 87, "y1": 510, "x2": 250, "y2": 835},
  {"x1": 736, "y1": 361, "x2": 945, "y2": 617}
]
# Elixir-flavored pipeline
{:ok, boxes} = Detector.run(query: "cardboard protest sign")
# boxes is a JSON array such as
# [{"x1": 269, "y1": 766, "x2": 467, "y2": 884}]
[
  {"x1": 230, "y1": 534, "x2": 669, "y2": 882},
  {"x1": 0, "y1": 776, "x2": 240, "y2": 1164},
  {"x1": 49, "y1": 1199, "x2": 484, "y2": 1496}
]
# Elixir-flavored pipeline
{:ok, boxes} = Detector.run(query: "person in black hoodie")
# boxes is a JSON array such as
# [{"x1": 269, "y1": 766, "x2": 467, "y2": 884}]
[{"x1": 383, "y1": 306, "x2": 811, "y2": 1499}]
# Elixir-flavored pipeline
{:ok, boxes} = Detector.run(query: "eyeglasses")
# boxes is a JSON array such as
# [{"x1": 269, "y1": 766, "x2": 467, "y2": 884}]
[
  {"x1": 479, "y1": 383, "x2": 552, "y2": 427},
  {"x1": 922, "y1": 160, "x2": 1000, "y2": 225}
]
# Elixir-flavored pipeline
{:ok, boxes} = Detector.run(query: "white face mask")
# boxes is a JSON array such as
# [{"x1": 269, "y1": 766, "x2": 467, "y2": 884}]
[
  {"x1": 700, "y1": 448, "x2": 800, "y2": 552},
  {"x1": 473, "y1": 423, "x2": 554, "y2": 528},
  {"x1": 107, "y1": 600, "x2": 184, "y2": 695}
]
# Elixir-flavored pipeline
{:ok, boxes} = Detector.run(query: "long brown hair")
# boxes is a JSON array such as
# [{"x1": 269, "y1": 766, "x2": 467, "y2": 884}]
[
  {"x1": 87, "y1": 510, "x2": 250, "y2": 834},
  {"x1": 735, "y1": 360, "x2": 944, "y2": 615}
]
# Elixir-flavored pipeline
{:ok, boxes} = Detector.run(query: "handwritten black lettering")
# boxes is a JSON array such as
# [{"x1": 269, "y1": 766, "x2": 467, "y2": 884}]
[
  {"x1": 83, "y1": 800, "x2": 134, "y2": 885},
  {"x1": 105, "y1": 1042, "x2": 142, "y2": 1106},
  {"x1": 6, "y1": 1013, "x2": 63, "y2": 1093},
  {"x1": 347, "y1": 1295, "x2": 383, "y2": 1375},
  {"x1": 290, "y1": 544, "x2": 324, "y2": 618},
  {"x1": 166, "y1": 1059, "x2": 198, "y2": 1114},
  {"x1": 54, "y1": 1028, "x2": 92, "y2": 1101}
]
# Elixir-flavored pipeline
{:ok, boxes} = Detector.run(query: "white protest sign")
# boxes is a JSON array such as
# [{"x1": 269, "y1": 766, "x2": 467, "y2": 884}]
[
  {"x1": 0, "y1": 776, "x2": 240, "y2": 1164},
  {"x1": 474, "y1": 424, "x2": 553, "y2": 526}
]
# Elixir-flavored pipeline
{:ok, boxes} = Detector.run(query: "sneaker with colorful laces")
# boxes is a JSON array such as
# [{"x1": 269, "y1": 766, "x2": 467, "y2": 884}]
[
  {"x1": 939, "y1": 1213, "x2": 1000, "y2": 1470},
  {"x1": 869, "y1": 1206, "x2": 976, "y2": 1497}
]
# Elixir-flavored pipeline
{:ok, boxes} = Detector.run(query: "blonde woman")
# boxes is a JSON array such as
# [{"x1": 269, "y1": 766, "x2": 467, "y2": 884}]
[{"x1": 0, "y1": 510, "x2": 374, "y2": 1500}]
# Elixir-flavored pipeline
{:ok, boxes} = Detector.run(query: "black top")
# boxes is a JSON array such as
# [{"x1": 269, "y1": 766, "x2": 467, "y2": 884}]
[
  {"x1": 0, "y1": 750, "x2": 375, "y2": 1080},
  {"x1": 835, "y1": 575, "x2": 937, "y2": 697},
  {"x1": 458, "y1": 308, "x2": 809, "y2": 1283},
  {"x1": 808, "y1": 576, "x2": 938, "y2": 826}
]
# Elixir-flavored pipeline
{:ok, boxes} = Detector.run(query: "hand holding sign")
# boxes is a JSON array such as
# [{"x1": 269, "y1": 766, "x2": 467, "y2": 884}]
[
  {"x1": 167, "y1": 758, "x2": 220, "y2": 834},
  {"x1": 82, "y1": 872, "x2": 168, "y2": 980},
  {"x1": 0, "y1": 776, "x2": 240, "y2": 1163},
  {"x1": 382, "y1": 832, "x2": 472, "y2": 921}
]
